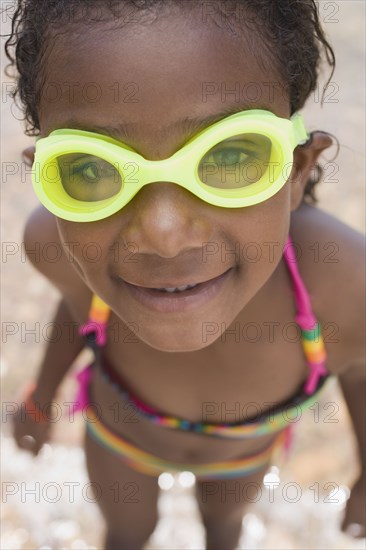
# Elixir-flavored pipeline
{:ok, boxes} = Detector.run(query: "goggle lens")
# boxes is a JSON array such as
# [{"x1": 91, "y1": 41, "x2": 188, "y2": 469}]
[
  {"x1": 198, "y1": 133, "x2": 272, "y2": 189},
  {"x1": 57, "y1": 153, "x2": 122, "y2": 201}
]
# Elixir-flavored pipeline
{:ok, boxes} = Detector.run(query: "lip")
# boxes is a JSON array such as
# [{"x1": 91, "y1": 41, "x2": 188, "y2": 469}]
[{"x1": 116, "y1": 267, "x2": 235, "y2": 313}]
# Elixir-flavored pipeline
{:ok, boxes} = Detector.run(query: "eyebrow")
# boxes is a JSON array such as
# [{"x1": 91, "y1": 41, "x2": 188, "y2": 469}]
[{"x1": 57, "y1": 103, "x2": 269, "y2": 142}]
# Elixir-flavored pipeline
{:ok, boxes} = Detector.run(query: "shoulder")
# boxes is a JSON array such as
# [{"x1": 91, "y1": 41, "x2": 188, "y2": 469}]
[
  {"x1": 290, "y1": 203, "x2": 365, "y2": 376},
  {"x1": 23, "y1": 205, "x2": 92, "y2": 321},
  {"x1": 290, "y1": 203, "x2": 365, "y2": 281}
]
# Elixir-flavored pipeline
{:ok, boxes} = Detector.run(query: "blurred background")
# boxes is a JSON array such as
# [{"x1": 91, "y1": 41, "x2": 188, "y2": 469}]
[{"x1": 1, "y1": 1, "x2": 365, "y2": 548}]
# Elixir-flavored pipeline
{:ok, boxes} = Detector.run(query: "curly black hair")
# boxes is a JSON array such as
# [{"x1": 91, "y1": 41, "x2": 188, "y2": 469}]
[{"x1": 4, "y1": 0, "x2": 336, "y2": 202}]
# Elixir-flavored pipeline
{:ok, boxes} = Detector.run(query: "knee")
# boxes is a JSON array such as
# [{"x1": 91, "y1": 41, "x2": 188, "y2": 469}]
[
  {"x1": 104, "y1": 512, "x2": 158, "y2": 550},
  {"x1": 195, "y1": 474, "x2": 267, "y2": 550},
  {"x1": 201, "y1": 514, "x2": 244, "y2": 550},
  {"x1": 196, "y1": 479, "x2": 253, "y2": 520}
]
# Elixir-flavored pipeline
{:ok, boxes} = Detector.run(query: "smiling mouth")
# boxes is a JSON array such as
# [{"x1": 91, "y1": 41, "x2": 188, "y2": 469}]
[
  {"x1": 113, "y1": 267, "x2": 235, "y2": 313},
  {"x1": 121, "y1": 268, "x2": 233, "y2": 293},
  {"x1": 152, "y1": 283, "x2": 199, "y2": 293}
]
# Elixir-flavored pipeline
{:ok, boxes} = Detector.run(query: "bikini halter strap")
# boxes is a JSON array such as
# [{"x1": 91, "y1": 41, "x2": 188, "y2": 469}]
[
  {"x1": 283, "y1": 235, "x2": 328, "y2": 394},
  {"x1": 79, "y1": 294, "x2": 111, "y2": 347},
  {"x1": 283, "y1": 235, "x2": 317, "y2": 330}
]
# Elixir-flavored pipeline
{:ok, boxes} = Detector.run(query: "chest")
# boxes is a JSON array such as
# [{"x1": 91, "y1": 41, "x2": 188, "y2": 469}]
[{"x1": 101, "y1": 305, "x2": 312, "y2": 424}]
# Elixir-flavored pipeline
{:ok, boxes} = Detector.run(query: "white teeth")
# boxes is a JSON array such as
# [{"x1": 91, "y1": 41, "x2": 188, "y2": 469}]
[{"x1": 157, "y1": 284, "x2": 198, "y2": 293}]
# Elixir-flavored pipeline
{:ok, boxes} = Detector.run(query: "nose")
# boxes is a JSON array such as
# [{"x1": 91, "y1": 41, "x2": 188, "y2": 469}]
[{"x1": 119, "y1": 181, "x2": 214, "y2": 258}]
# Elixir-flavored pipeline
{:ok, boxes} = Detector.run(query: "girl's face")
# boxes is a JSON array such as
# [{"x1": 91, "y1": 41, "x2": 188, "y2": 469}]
[{"x1": 39, "y1": 9, "x2": 305, "y2": 352}]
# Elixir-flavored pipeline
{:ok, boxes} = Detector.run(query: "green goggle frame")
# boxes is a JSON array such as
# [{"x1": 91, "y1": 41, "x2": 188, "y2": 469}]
[{"x1": 32, "y1": 109, "x2": 308, "y2": 222}]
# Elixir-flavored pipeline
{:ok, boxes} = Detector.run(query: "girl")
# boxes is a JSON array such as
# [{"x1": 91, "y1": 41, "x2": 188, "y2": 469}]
[{"x1": 6, "y1": 0, "x2": 365, "y2": 548}]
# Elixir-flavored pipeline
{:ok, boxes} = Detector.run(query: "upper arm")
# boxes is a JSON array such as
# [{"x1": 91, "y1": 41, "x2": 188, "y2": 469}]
[{"x1": 23, "y1": 205, "x2": 92, "y2": 321}]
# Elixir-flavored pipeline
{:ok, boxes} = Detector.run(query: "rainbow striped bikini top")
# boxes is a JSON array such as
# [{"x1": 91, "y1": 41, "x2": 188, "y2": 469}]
[{"x1": 79, "y1": 235, "x2": 330, "y2": 439}]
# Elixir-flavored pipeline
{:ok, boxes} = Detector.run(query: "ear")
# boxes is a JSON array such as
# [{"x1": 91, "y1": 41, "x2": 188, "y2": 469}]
[
  {"x1": 22, "y1": 146, "x2": 35, "y2": 166},
  {"x1": 289, "y1": 131, "x2": 333, "y2": 211}
]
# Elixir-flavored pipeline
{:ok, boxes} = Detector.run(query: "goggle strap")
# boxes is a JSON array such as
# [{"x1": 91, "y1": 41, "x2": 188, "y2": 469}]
[{"x1": 291, "y1": 113, "x2": 309, "y2": 147}]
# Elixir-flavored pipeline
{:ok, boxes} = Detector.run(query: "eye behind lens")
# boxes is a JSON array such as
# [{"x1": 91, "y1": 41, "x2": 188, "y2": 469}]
[
  {"x1": 57, "y1": 153, "x2": 123, "y2": 202},
  {"x1": 198, "y1": 133, "x2": 272, "y2": 190}
]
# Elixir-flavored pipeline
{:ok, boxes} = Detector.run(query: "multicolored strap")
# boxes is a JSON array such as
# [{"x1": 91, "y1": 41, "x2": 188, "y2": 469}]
[
  {"x1": 86, "y1": 414, "x2": 288, "y2": 480},
  {"x1": 79, "y1": 294, "x2": 110, "y2": 346},
  {"x1": 284, "y1": 236, "x2": 328, "y2": 394},
  {"x1": 97, "y1": 357, "x2": 329, "y2": 438},
  {"x1": 301, "y1": 324, "x2": 328, "y2": 394},
  {"x1": 69, "y1": 364, "x2": 93, "y2": 416}
]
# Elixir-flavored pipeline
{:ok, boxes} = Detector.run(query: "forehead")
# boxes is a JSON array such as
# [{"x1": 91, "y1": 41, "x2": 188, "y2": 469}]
[{"x1": 39, "y1": 10, "x2": 290, "y2": 155}]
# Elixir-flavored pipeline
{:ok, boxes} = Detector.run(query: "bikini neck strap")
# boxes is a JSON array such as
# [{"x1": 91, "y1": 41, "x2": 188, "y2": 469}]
[
  {"x1": 79, "y1": 294, "x2": 111, "y2": 349},
  {"x1": 283, "y1": 235, "x2": 317, "y2": 330}
]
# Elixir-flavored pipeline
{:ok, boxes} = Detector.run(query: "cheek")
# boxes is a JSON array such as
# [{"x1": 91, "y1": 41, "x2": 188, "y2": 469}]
[
  {"x1": 232, "y1": 185, "x2": 291, "y2": 253},
  {"x1": 228, "y1": 185, "x2": 292, "y2": 293},
  {"x1": 55, "y1": 219, "x2": 111, "y2": 279},
  {"x1": 56, "y1": 218, "x2": 76, "y2": 243}
]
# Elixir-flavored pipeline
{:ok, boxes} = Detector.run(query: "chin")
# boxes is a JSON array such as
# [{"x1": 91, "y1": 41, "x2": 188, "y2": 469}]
[{"x1": 137, "y1": 325, "x2": 221, "y2": 353}]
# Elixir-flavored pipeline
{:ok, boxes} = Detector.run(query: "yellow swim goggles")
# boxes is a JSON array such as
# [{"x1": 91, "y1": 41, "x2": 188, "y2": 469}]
[{"x1": 32, "y1": 109, "x2": 308, "y2": 222}]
